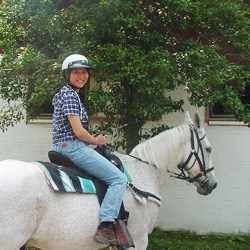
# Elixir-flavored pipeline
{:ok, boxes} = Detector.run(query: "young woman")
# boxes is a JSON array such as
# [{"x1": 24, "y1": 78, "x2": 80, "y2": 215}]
[{"x1": 52, "y1": 54, "x2": 127, "y2": 245}]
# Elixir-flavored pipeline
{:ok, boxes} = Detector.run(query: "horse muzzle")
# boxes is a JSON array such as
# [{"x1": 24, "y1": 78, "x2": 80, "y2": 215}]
[{"x1": 197, "y1": 178, "x2": 217, "y2": 195}]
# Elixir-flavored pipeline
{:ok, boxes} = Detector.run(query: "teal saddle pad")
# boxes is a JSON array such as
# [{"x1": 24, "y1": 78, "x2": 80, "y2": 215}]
[{"x1": 33, "y1": 161, "x2": 101, "y2": 194}]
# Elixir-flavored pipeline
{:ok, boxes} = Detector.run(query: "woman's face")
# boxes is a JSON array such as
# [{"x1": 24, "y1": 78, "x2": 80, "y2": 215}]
[{"x1": 69, "y1": 68, "x2": 89, "y2": 91}]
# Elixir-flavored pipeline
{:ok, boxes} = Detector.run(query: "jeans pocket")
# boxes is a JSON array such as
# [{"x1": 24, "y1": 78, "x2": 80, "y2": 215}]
[{"x1": 55, "y1": 141, "x2": 75, "y2": 157}]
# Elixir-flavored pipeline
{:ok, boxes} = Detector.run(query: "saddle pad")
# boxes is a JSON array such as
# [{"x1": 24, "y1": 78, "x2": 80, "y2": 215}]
[{"x1": 33, "y1": 161, "x2": 97, "y2": 194}]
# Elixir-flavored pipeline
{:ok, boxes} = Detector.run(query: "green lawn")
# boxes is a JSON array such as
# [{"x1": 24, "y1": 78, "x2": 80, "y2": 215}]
[
  {"x1": 25, "y1": 228, "x2": 250, "y2": 250},
  {"x1": 147, "y1": 228, "x2": 250, "y2": 250}
]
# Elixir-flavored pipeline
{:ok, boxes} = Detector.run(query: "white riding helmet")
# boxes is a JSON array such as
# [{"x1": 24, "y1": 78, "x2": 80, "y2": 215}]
[{"x1": 62, "y1": 54, "x2": 90, "y2": 79}]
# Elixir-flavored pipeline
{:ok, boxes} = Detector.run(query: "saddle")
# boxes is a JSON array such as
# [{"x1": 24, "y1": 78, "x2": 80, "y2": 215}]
[{"x1": 47, "y1": 146, "x2": 128, "y2": 218}]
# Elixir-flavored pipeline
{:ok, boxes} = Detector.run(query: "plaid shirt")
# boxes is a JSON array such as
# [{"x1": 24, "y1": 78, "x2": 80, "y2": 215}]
[{"x1": 52, "y1": 85, "x2": 89, "y2": 146}]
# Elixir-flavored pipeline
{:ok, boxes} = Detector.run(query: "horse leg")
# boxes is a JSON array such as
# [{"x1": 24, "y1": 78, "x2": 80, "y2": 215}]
[
  {"x1": 0, "y1": 235, "x2": 30, "y2": 250},
  {"x1": 133, "y1": 234, "x2": 149, "y2": 250},
  {"x1": 0, "y1": 244, "x2": 24, "y2": 250}
]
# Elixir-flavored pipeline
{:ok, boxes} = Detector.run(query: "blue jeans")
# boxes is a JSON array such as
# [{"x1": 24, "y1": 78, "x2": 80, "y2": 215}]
[{"x1": 54, "y1": 139, "x2": 127, "y2": 222}]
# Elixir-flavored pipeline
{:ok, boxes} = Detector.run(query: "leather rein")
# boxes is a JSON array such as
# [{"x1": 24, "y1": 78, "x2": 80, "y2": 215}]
[{"x1": 168, "y1": 125, "x2": 214, "y2": 185}]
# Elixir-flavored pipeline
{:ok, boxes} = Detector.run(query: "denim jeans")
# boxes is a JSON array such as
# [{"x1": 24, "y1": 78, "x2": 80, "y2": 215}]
[{"x1": 54, "y1": 139, "x2": 127, "y2": 222}]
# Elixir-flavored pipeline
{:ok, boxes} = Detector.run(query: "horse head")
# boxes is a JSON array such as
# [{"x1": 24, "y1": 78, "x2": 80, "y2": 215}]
[
  {"x1": 176, "y1": 111, "x2": 218, "y2": 195},
  {"x1": 131, "y1": 111, "x2": 218, "y2": 196}
]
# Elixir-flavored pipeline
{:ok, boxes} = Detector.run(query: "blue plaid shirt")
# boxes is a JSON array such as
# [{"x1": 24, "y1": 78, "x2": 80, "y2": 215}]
[{"x1": 52, "y1": 85, "x2": 89, "y2": 146}]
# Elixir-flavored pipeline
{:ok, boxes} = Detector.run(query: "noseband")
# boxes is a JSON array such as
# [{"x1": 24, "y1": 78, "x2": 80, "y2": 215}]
[{"x1": 168, "y1": 125, "x2": 214, "y2": 185}]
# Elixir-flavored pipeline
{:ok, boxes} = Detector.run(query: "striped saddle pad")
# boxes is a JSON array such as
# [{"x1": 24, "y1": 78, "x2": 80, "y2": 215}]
[
  {"x1": 33, "y1": 161, "x2": 131, "y2": 195},
  {"x1": 33, "y1": 161, "x2": 100, "y2": 194}
]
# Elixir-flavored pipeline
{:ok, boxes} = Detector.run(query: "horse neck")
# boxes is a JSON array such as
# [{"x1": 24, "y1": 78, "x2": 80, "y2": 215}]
[{"x1": 130, "y1": 124, "x2": 189, "y2": 180}]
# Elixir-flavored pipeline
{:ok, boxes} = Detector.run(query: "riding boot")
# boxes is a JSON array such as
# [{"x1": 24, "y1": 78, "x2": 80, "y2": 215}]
[{"x1": 94, "y1": 222, "x2": 118, "y2": 245}]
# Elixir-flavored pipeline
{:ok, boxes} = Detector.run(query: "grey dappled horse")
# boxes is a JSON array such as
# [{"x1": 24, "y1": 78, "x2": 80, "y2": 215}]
[{"x1": 0, "y1": 112, "x2": 217, "y2": 250}]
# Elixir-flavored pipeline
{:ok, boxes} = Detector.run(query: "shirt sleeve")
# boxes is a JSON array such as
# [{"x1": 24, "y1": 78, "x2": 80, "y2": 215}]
[{"x1": 62, "y1": 92, "x2": 80, "y2": 116}]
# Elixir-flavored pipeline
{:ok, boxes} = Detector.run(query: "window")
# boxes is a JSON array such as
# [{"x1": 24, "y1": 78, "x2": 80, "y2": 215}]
[
  {"x1": 38, "y1": 99, "x2": 54, "y2": 118},
  {"x1": 208, "y1": 103, "x2": 235, "y2": 120},
  {"x1": 206, "y1": 85, "x2": 250, "y2": 124}
]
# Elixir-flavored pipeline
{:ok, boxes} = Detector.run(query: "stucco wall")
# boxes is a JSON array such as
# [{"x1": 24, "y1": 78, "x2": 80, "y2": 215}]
[
  {"x1": 0, "y1": 98, "x2": 250, "y2": 234},
  {"x1": 0, "y1": 121, "x2": 52, "y2": 162}
]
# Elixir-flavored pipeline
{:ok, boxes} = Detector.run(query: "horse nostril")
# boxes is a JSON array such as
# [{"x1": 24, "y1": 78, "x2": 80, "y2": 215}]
[{"x1": 213, "y1": 183, "x2": 217, "y2": 189}]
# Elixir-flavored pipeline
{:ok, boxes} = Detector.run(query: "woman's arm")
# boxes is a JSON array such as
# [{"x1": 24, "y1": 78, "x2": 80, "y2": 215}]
[{"x1": 67, "y1": 115, "x2": 106, "y2": 145}]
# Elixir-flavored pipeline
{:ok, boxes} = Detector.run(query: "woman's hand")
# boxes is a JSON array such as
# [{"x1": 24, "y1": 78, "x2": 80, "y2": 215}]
[{"x1": 94, "y1": 133, "x2": 106, "y2": 145}]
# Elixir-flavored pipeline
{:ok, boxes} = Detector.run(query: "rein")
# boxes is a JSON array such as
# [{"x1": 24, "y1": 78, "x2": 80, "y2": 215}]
[
  {"x1": 104, "y1": 145, "x2": 157, "y2": 168},
  {"x1": 126, "y1": 154, "x2": 157, "y2": 168},
  {"x1": 168, "y1": 125, "x2": 214, "y2": 184}
]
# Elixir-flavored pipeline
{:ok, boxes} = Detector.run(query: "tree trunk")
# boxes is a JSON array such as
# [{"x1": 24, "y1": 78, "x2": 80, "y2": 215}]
[{"x1": 124, "y1": 120, "x2": 141, "y2": 154}]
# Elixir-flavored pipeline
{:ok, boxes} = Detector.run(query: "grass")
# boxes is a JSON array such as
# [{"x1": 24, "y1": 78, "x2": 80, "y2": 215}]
[
  {"x1": 25, "y1": 228, "x2": 250, "y2": 250},
  {"x1": 147, "y1": 228, "x2": 250, "y2": 250}
]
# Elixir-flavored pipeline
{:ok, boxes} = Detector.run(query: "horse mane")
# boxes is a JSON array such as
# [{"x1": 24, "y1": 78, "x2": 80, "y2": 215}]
[{"x1": 130, "y1": 123, "x2": 189, "y2": 172}]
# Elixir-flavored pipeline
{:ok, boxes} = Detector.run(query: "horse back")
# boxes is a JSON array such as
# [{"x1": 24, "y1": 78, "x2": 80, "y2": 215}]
[{"x1": 0, "y1": 160, "x2": 46, "y2": 249}]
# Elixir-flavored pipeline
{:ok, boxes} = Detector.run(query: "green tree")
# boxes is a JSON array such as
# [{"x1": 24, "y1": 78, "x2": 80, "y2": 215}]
[{"x1": 0, "y1": 0, "x2": 249, "y2": 152}]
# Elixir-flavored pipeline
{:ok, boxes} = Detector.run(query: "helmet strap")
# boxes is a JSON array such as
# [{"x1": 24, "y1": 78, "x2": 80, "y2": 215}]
[{"x1": 69, "y1": 83, "x2": 81, "y2": 91}]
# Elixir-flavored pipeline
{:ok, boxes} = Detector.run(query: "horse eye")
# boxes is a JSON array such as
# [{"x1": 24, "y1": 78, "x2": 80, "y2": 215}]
[{"x1": 206, "y1": 147, "x2": 212, "y2": 153}]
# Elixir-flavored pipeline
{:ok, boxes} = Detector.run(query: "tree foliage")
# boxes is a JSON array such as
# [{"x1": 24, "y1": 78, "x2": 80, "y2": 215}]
[{"x1": 0, "y1": 0, "x2": 249, "y2": 152}]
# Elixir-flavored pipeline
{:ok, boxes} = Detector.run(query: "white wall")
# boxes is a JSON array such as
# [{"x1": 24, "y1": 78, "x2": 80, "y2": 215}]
[
  {"x1": 0, "y1": 91, "x2": 250, "y2": 234},
  {"x1": 0, "y1": 121, "x2": 52, "y2": 162}
]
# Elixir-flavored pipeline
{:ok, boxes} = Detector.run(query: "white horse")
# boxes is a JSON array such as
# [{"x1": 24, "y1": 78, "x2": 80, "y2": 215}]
[{"x1": 0, "y1": 112, "x2": 217, "y2": 250}]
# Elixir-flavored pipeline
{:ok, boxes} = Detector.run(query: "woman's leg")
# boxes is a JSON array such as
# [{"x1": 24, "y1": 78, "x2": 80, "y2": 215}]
[{"x1": 54, "y1": 140, "x2": 127, "y2": 222}]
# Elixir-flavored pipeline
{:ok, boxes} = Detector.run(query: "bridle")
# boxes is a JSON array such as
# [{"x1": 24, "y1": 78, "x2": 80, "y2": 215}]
[{"x1": 168, "y1": 125, "x2": 214, "y2": 186}]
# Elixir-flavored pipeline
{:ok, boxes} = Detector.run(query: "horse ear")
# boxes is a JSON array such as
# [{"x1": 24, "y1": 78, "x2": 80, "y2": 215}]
[
  {"x1": 194, "y1": 112, "x2": 202, "y2": 128},
  {"x1": 185, "y1": 111, "x2": 194, "y2": 125}
]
